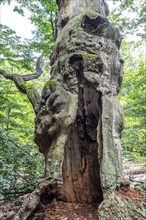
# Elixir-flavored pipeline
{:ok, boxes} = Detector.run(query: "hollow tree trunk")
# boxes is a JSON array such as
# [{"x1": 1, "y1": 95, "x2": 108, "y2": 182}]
[
  {"x1": 35, "y1": 0, "x2": 124, "y2": 203},
  {"x1": 13, "y1": 1, "x2": 145, "y2": 219}
]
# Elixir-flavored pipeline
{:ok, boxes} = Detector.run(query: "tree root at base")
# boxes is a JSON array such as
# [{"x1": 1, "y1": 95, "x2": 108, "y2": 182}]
[
  {"x1": 98, "y1": 188, "x2": 146, "y2": 220},
  {"x1": 14, "y1": 179, "x2": 146, "y2": 220},
  {"x1": 14, "y1": 178, "x2": 61, "y2": 220}
]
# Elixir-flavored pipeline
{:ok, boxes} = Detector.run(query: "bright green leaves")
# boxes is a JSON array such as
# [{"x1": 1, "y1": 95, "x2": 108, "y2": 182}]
[
  {"x1": 0, "y1": 0, "x2": 58, "y2": 71},
  {"x1": 3, "y1": 0, "x2": 58, "y2": 56},
  {"x1": 108, "y1": 1, "x2": 145, "y2": 160},
  {"x1": 108, "y1": 0, "x2": 146, "y2": 40},
  {"x1": 119, "y1": 42, "x2": 146, "y2": 159},
  {"x1": 0, "y1": 0, "x2": 54, "y2": 200},
  {"x1": 0, "y1": 24, "x2": 35, "y2": 72},
  {"x1": 28, "y1": 0, "x2": 58, "y2": 55},
  {"x1": 0, "y1": 77, "x2": 44, "y2": 200},
  {"x1": 0, "y1": 131, "x2": 44, "y2": 199}
]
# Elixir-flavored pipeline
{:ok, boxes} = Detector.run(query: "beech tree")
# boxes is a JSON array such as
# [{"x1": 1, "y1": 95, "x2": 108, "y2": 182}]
[
  {"x1": 35, "y1": 0, "x2": 124, "y2": 200},
  {"x1": 0, "y1": 0, "x2": 145, "y2": 219}
]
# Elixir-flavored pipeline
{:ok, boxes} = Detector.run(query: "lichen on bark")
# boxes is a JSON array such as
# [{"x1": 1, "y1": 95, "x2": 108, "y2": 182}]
[
  {"x1": 1, "y1": 1, "x2": 145, "y2": 219},
  {"x1": 12, "y1": 1, "x2": 146, "y2": 219},
  {"x1": 34, "y1": 0, "x2": 124, "y2": 203}
]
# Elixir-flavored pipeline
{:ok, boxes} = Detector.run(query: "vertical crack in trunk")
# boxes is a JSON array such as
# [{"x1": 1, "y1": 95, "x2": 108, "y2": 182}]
[
  {"x1": 35, "y1": 0, "x2": 124, "y2": 205},
  {"x1": 62, "y1": 55, "x2": 103, "y2": 203}
]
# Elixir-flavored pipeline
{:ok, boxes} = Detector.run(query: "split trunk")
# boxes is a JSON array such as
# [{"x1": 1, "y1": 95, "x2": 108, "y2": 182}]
[
  {"x1": 35, "y1": 0, "x2": 124, "y2": 203},
  {"x1": 14, "y1": 1, "x2": 146, "y2": 219}
]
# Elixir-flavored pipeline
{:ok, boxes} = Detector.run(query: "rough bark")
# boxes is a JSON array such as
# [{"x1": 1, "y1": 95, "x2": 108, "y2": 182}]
[
  {"x1": 98, "y1": 190, "x2": 146, "y2": 220},
  {"x1": 9, "y1": 1, "x2": 146, "y2": 219},
  {"x1": 35, "y1": 0, "x2": 124, "y2": 203}
]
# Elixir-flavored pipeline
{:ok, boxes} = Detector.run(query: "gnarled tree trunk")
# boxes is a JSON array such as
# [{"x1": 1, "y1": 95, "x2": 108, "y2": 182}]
[
  {"x1": 35, "y1": 0, "x2": 124, "y2": 203},
  {"x1": 12, "y1": 1, "x2": 146, "y2": 219}
]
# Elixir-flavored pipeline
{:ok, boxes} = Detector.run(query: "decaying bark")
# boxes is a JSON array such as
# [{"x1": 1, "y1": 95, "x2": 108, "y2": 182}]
[
  {"x1": 2, "y1": 0, "x2": 145, "y2": 219},
  {"x1": 0, "y1": 55, "x2": 43, "y2": 114},
  {"x1": 35, "y1": 0, "x2": 124, "y2": 203}
]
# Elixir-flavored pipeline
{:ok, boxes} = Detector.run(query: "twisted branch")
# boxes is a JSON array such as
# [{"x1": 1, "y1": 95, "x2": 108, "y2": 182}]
[{"x1": 0, "y1": 54, "x2": 44, "y2": 114}]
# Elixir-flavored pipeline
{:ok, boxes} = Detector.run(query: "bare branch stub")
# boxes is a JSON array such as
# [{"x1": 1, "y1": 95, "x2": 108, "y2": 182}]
[{"x1": 0, "y1": 55, "x2": 44, "y2": 114}]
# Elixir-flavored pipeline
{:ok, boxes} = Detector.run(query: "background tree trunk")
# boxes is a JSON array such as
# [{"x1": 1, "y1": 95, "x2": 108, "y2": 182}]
[{"x1": 34, "y1": 0, "x2": 124, "y2": 203}]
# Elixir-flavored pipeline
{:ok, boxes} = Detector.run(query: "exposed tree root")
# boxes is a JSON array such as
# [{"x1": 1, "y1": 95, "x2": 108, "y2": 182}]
[
  {"x1": 98, "y1": 188, "x2": 146, "y2": 220},
  {"x1": 13, "y1": 180, "x2": 146, "y2": 220},
  {"x1": 14, "y1": 178, "x2": 60, "y2": 220}
]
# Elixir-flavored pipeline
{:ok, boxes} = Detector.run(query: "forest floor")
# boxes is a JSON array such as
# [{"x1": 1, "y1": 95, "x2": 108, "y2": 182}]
[
  {"x1": 0, "y1": 161, "x2": 146, "y2": 220},
  {"x1": 27, "y1": 187, "x2": 146, "y2": 220}
]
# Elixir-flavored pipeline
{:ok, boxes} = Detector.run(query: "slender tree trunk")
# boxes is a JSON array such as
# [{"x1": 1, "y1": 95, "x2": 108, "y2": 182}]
[{"x1": 34, "y1": 0, "x2": 124, "y2": 203}]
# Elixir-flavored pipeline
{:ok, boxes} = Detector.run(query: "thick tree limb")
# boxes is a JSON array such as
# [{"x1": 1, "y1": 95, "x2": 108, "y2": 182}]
[{"x1": 0, "y1": 55, "x2": 43, "y2": 114}]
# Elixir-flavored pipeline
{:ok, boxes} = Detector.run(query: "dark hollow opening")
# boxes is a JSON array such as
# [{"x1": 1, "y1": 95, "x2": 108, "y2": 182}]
[
  {"x1": 81, "y1": 15, "x2": 108, "y2": 33},
  {"x1": 69, "y1": 55, "x2": 84, "y2": 83},
  {"x1": 63, "y1": 55, "x2": 103, "y2": 203}
]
